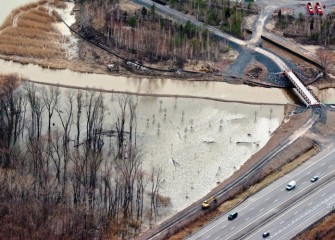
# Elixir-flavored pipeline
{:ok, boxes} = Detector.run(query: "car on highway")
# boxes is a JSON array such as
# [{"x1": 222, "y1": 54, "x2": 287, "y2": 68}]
[
  {"x1": 228, "y1": 211, "x2": 238, "y2": 220},
  {"x1": 315, "y1": 2, "x2": 323, "y2": 15},
  {"x1": 311, "y1": 176, "x2": 319, "y2": 182},
  {"x1": 262, "y1": 232, "x2": 270, "y2": 238},
  {"x1": 306, "y1": 2, "x2": 314, "y2": 15},
  {"x1": 286, "y1": 180, "x2": 296, "y2": 191}
]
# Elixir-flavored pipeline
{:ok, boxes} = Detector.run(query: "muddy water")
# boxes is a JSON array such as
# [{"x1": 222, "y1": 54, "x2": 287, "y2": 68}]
[
  {"x1": 31, "y1": 83, "x2": 284, "y2": 216},
  {"x1": 0, "y1": 59, "x2": 293, "y2": 104},
  {"x1": 0, "y1": 0, "x2": 37, "y2": 24},
  {"x1": 315, "y1": 87, "x2": 335, "y2": 104}
]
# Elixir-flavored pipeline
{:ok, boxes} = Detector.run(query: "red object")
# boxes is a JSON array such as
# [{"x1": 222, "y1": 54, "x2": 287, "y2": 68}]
[
  {"x1": 306, "y1": 2, "x2": 314, "y2": 15},
  {"x1": 315, "y1": 2, "x2": 324, "y2": 15}
]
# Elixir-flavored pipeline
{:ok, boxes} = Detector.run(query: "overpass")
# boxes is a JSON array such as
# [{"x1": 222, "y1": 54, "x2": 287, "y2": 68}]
[{"x1": 283, "y1": 70, "x2": 320, "y2": 105}]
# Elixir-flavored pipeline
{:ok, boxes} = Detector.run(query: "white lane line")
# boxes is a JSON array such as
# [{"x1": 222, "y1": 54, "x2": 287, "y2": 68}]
[
  {"x1": 265, "y1": 197, "x2": 270, "y2": 201},
  {"x1": 236, "y1": 147, "x2": 335, "y2": 215},
  {"x1": 243, "y1": 180, "x2": 335, "y2": 240},
  {"x1": 230, "y1": 227, "x2": 235, "y2": 231},
  {"x1": 193, "y1": 148, "x2": 335, "y2": 239},
  {"x1": 274, "y1": 199, "x2": 278, "y2": 203},
  {"x1": 260, "y1": 208, "x2": 264, "y2": 212},
  {"x1": 245, "y1": 217, "x2": 250, "y2": 221},
  {"x1": 280, "y1": 220, "x2": 285, "y2": 225},
  {"x1": 322, "y1": 193, "x2": 326, "y2": 197},
  {"x1": 308, "y1": 202, "x2": 313, "y2": 206},
  {"x1": 294, "y1": 211, "x2": 298, "y2": 215}
]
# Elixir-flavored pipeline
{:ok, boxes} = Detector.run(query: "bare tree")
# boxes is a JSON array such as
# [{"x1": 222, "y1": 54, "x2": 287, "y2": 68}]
[
  {"x1": 24, "y1": 82, "x2": 45, "y2": 140},
  {"x1": 75, "y1": 90, "x2": 83, "y2": 147},
  {"x1": 150, "y1": 166, "x2": 163, "y2": 223},
  {"x1": 317, "y1": 48, "x2": 335, "y2": 73},
  {"x1": 41, "y1": 86, "x2": 60, "y2": 137},
  {"x1": 0, "y1": 75, "x2": 25, "y2": 167}
]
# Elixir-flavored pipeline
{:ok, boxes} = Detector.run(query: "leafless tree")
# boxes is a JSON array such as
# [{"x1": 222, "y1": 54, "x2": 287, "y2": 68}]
[
  {"x1": 24, "y1": 82, "x2": 45, "y2": 139},
  {"x1": 317, "y1": 48, "x2": 335, "y2": 73},
  {"x1": 41, "y1": 86, "x2": 60, "y2": 137},
  {"x1": 75, "y1": 90, "x2": 83, "y2": 147},
  {"x1": 0, "y1": 75, "x2": 25, "y2": 167},
  {"x1": 150, "y1": 166, "x2": 163, "y2": 223}
]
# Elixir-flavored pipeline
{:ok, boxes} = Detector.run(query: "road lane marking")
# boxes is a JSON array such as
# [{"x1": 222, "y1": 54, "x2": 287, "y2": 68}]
[
  {"x1": 242, "y1": 180, "x2": 335, "y2": 240},
  {"x1": 245, "y1": 217, "x2": 250, "y2": 221},
  {"x1": 192, "y1": 148, "x2": 335, "y2": 239},
  {"x1": 280, "y1": 220, "x2": 285, "y2": 225},
  {"x1": 308, "y1": 202, "x2": 313, "y2": 206},
  {"x1": 260, "y1": 208, "x2": 264, "y2": 212},
  {"x1": 274, "y1": 199, "x2": 278, "y2": 203},
  {"x1": 235, "y1": 148, "x2": 335, "y2": 215},
  {"x1": 230, "y1": 227, "x2": 235, "y2": 231},
  {"x1": 294, "y1": 211, "x2": 298, "y2": 215}
]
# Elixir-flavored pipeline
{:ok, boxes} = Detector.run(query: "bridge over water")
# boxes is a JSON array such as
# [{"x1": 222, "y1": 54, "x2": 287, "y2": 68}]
[{"x1": 283, "y1": 70, "x2": 320, "y2": 106}]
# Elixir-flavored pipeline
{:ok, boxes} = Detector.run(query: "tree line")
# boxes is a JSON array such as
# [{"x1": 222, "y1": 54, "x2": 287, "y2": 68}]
[
  {"x1": 0, "y1": 75, "x2": 167, "y2": 239},
  {"x1": 77, "y1": 0, "x2": 229, "y2": 68}
]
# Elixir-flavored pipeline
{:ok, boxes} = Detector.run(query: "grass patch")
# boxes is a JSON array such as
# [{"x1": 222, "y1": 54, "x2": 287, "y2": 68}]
[
  {"x1": 0, "y1": 2, "x2": 65, "y2": 59},
  {"x1": 50, "y1": 0, "x2": 67, "y2": 9},
  {"x1": 294, "y1": 210, "x2": 335, "y2": 240},
  {"x1": 169, "y1": 146, "x2": 318, "y2": 240}
]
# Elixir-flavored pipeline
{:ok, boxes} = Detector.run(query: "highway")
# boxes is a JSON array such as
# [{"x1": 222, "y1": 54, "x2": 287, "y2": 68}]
[
  {"x1": 130, "y1": 1, "x2": 333, "y2": 239},
  {"x1": 187, "y1": 144, "x2": 335, "y2": 240},
  {"x1": 245, "y1": 179, "x2": 335, "y2": 240}
]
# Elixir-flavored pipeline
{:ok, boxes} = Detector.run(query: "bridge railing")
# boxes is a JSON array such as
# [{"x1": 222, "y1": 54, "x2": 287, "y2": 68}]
[{"x1": 283, "y1": 70, "x2": 318, "y2": 105}]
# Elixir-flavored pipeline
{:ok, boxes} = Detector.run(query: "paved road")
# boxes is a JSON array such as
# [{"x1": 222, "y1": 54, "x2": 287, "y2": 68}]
[
  {"x1": 133, "y1": 0, "x2": 288, "y2": 72},
  {"x1": 246, "y1": 178, "x2": 335, "y2": 240},
  {"x1": 187, "y1": 144, "x2": 335, "y2": 240}
]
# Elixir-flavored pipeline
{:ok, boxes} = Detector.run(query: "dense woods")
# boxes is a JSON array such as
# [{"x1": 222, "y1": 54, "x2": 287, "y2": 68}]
[
  {"x1": 76, "y1": 0, "x2": 239, "y2": 68},
  {"x1": 275, "y1": 10, "x2": 335, "y2": 47},
  {"x1": 0, "y1": 75, "x2": 167, "y2": 239}
]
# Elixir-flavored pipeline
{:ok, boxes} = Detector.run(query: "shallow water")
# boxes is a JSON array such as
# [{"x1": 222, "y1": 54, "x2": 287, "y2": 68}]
[
  {"x1": 0, "y1": 59, "x2": 293, "y2": 105},
  {"x1": 30, "y1": 83, "x2": 284, "y2": 215},
  {"x1": 0, "y1": 0, "x2": 288, "y2": 220}
]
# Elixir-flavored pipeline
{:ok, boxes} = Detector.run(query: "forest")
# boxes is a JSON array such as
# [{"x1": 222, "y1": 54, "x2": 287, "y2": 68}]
[
  {"x1": 0, "y1": 75, "x2": 166, "y2": 239},
  {"x1": 76, "y1": 0, "x2": 241, "y2": 68}
]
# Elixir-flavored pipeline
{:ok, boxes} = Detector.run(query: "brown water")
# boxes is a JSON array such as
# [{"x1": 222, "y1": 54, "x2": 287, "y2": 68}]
[{"x1": 0, "y1": 59, "x2": 293, "y2": 104}]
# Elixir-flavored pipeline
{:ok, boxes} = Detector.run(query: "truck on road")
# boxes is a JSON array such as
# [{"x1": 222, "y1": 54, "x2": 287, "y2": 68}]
[{"x1": 202, "y1": 196, "x2": 217, "y2": 209}]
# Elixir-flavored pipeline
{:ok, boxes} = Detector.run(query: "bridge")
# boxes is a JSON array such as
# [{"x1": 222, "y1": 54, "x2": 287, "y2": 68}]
[{"x1": 283, "y1": 70, "x2": 320, "y2": 105}]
